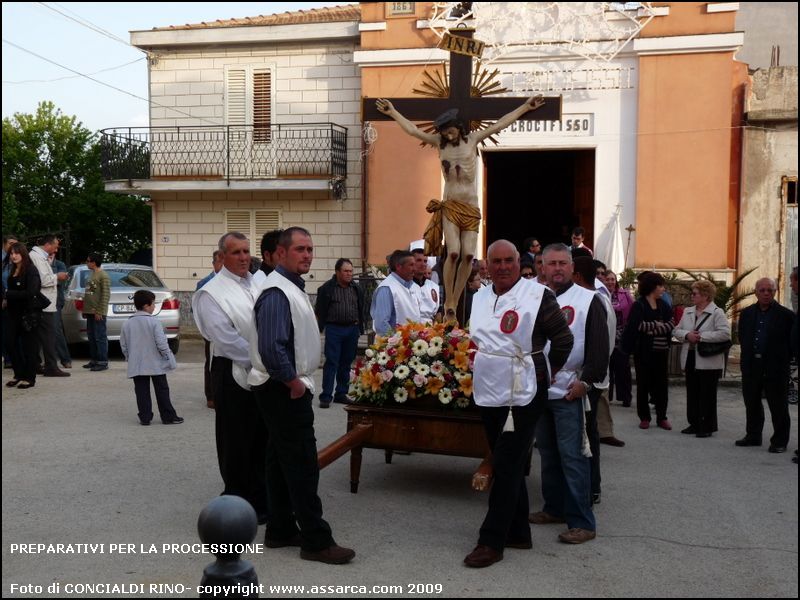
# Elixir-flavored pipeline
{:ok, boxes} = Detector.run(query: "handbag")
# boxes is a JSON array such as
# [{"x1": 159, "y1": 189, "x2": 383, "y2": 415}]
[
  {"x1": 693, "y1": 310, "x2": 732, "y2": 357},
  {"x1": 31, "y1": 291, "x2": 51, "y2": 311},
  {"x1": 697, "y1": 339, "x2": 732, "y2": 357}
]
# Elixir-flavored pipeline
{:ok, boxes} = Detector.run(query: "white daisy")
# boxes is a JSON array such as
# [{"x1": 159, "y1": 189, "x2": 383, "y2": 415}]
[
  {"x1": 394, "y1": 365, "x2": 411, "y2": 380},
  {"x1": 376, "y1": 352, "x2": 389, "y2": 366},
  {"x1": 393, "y1": 388, "x2": 408, "y2": 403},
  {"x1": 438, "y1": 388, "x2": 453, "y2": 404},
  {"x1": 412, "y1": 339, "x2": 429, "y2": 357},
  {"x1": 415, "y1": 363, "x2": 430, "y2": 376}
]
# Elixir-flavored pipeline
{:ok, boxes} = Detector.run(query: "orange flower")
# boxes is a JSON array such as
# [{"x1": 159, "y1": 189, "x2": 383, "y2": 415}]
[
  {"x1": 459, "y1": 375, "x2": 473, "y2": 397},
  {"x1": 457, "y1": 338, "x2": 472, "y2": 354},
  {"x1": 425, "y1": 377, "x2": 445, "y2": 396},
  {"x1": 452, "y1": 351, "x2": 470, "y2": 371}
]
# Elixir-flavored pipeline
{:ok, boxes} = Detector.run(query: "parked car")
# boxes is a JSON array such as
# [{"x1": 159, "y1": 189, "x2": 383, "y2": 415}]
[{"x1": 62, "y1": 264, "x2": 181, "y2": 353}]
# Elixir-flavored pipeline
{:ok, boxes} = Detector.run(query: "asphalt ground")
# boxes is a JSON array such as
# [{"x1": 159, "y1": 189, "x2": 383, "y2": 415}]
[{"x1": 2, "y1": 338, "x2": 797, "y2": 598}]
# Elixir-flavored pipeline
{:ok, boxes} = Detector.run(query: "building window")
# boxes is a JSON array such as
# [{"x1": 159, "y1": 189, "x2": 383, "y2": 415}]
[
  {"x1": 224, "y1": 209, "x2": 282, "y2": 256},
  {"x1": 386, "y1": 2, "x2": 415, "y2": 17},
  {"x1": 225, "y1": 65, "x2": 274, "y2": 143},
  {"x1": 783, "y1": 176, "x2": 797, "y2": 205}
]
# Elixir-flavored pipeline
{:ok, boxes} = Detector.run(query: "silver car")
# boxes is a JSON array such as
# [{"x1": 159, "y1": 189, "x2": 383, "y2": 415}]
[{"x1": 62, "y1": 264, "x2": 181, "y2": 353}]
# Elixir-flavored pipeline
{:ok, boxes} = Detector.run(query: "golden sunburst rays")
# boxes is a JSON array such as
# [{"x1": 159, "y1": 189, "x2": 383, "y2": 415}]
[{"x1": 412, "y1": 61, "x2": 509, "y2": 141}]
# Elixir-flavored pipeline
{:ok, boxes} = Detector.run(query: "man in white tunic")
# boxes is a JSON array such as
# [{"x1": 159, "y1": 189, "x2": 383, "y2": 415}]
[
  {"x1": 370, "y1": 250, "x2": 421, "y2": 335},
  {"x1": 192, "y1": 232, "x2": 268, "y2": 522},
  {"x1": 532, "y1": 244, "x2": 609, "y2": 545},
  {"x1": 250, "y1": 227, "x2": 355, "y2": 565},
  {"x1": 412, "y1": 248, "x2": 440, "y2": 322},
  {"x1": 463, "y1": 240, "x2": 573, "y2": 568}
]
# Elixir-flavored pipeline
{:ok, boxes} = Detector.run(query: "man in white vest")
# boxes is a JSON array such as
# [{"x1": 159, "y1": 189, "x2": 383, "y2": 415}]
[
  {"x1": 370, "y1": 250, "x2": 421, "y2": 335},
  {"x1": 191, "y1": 231, "x2": 268, "y2": 523},
  {"x1": 464, "y1": 240, "x2": 573, "y2": 568},
  {"x1": 412, "y1": 248, "x2": 440, "y2": 322},
  {"x1": 250, "y1": 227, "x2": 355, "y2": 565},
  {"x1": 531, "y1": 244, "x2": 609, "y2": 545}
]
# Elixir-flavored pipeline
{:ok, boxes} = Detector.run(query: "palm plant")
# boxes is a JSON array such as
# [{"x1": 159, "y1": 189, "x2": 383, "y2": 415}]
[{"x1": 675, "y1": 267, "x2": 758, "y2": 319}]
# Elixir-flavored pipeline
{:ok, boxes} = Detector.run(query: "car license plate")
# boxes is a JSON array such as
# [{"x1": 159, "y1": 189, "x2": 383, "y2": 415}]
[{"x1": 114, "y1": 304, "x2": 136, "y2": 314}]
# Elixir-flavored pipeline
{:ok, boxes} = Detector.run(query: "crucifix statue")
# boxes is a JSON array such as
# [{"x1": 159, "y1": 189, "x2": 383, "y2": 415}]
[{"x1": 363, "y1": 27, "x2": 561, "y2": 322}]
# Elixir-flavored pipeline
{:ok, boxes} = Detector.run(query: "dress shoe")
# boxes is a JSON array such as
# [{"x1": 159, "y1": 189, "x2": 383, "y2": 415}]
[
  {"x1": 639, "y1": 420, "x2": 650, "y2": 430},
  {"x1": 264, "y1": 533, "x2": 302, "y2": 549},
  {"x1": 528, "y1": 511, "x2": 565, "y2": 525},
  {"x1": 140, "y1": 420, "x2": 151, "y2": 426},
  {"x1": 681, "y1": 426, "x2": 697, "y2": 434},
  {"x1": 162, "y1": 417, "x2": 184, "y2": 425},
  {"x1": 17, "y1": 381, "x2": 35, "y2": 389},
  {"x1": 300, "y1": 544, "x2": 355, "y2": 565},
  {"x1": 333, "y1": 394, "x2": 353, "y2": 404},
  {"x1": 768, "y1": 445, "x2": 787, "y2": 453},
  {"x1": 504, "y1": 539, "x2": 532, "y2": 550},
  {"x1": 82, "y1": 362, "x2": 95, "y2": 369},
  {"x1": 735, "y1": 437, "x2": 762, "y2": 447},
  {"x1": 5, "y1": 379, "x2": 20, "y2": 387},
  {"x1": 695, "y1": 432, "x2": 712, "y2": 438},
  {"x1": 558, "y1": 528, "x2": 596, "y2": 544},
  {"x1": 319, "y1": 400, "x2": 331, "y2": 409},
  {"x1": 463, "y1": 545, "x2": 503, "y2": 568},
  {"x1": 599, "y1": 436, "x2": 625, "y2": 447},
  {"x1": 657, "y1": 419, "x2": 672, "y2": 431},
  {"x1": 61, "y1": 361, "x2": 72, "y2": 369},
  {"x1": 44, "y1": 369, "x2": 71, "y2": 377},
  {"x1": 36, "y1": 366, "x2": 45, "y2": 375},
  {"x1": 90, "y1": 365, "x2": 108, "y2": 372}
]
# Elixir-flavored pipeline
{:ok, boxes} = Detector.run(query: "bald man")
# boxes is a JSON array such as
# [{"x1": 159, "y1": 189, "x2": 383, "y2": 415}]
[{"x1": 736, "y1": 277, "x2": 795, "y2": 453}]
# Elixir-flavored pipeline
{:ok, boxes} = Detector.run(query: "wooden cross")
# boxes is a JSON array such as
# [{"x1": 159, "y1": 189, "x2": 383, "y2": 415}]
[{"x1": 362, "y1": 28, "x2": 561, "y2": 124}]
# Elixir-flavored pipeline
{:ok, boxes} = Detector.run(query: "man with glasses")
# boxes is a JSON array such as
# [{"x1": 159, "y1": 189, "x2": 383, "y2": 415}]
[
  {"x1": 522, "y1": 237, "x2": 542, "y2": 263},
  {"x1": 736, "y1": 278, "x2": 795, "y2": 453}
]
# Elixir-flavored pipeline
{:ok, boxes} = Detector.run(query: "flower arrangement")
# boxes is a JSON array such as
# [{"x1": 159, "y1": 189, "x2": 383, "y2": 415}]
[{"x1": 350, "y1": 321, "x2": 477, "y2": 409}]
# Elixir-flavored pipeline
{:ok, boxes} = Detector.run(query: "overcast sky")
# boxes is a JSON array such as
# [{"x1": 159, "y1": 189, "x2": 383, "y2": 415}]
[{"x1": 2, "y1": 2, "x2": 347, "y2": 133}]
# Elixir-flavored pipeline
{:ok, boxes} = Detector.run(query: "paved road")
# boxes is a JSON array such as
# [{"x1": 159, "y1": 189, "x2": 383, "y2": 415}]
[{"x1": 2, "y1": 339, "x2": 797, "y2": 598}]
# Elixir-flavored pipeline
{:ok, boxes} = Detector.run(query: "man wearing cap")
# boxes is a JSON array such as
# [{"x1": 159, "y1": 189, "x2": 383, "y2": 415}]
[{"x1": 376, "y1": 94, "x2": 545, "y2": 322}]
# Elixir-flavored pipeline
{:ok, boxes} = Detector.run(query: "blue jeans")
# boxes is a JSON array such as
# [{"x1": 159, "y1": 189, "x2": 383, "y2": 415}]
[
  {"x1": 86, "y1": 316, "x2": 108, "y2": 366},
  {"x1": 537, "y1": 396, "x2": 596, "y2": 531},
  {"x1": 320, "y1": 324, "x2": 359, "y2": 402}
]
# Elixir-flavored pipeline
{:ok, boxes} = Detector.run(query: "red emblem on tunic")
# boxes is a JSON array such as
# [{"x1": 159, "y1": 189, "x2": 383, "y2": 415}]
[
  {"x1": 500, "y1": 310, "x2": 519, "y2": 334},
  {"x1": 431, "y1": 289, "x2": 438, "y2": 303},
  {"x1": 561, "y1": 305, "x2": 575, "y2": 326}
]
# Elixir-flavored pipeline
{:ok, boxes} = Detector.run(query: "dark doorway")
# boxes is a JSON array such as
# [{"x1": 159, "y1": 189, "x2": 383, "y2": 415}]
[{"x1": 483, "y1": 149, "x2": 595, "y2": 253}]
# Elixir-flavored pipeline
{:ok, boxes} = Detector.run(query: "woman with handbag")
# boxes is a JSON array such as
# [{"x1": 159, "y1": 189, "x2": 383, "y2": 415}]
[
  {"x1": 673, "y1": 280, "x2": 731, "y2": 437},
  {"x1": 3, "y1": 243, "x2": 43, "y2": 389}
]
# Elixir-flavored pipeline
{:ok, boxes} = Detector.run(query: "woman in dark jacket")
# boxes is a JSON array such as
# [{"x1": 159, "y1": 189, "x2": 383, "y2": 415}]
[
  {"x1": 3, "y1": 243, "x2": 43, "y2": 389},
  {"x1": 622, "y1": 271, "x2": 674, "y2": 430}
]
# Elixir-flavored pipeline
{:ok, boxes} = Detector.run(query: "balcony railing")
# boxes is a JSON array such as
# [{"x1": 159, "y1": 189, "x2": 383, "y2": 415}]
[{"x1": 100, "y1": 123, "x2": 348, "y2": 184}]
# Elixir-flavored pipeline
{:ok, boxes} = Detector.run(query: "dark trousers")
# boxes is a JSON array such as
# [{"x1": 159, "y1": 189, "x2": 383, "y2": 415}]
[
  {"x1": 133, "y1": 375, "x2": 178, "y2": 423},
  {"x1": 742, "y1": 360, "x2": 791, "y2": 447},
  {"x1": 609, "y1": 348, "x2": 632, "y2": 405},
  {"x1": 54, "y1": 306, "x2": 71, "y2": 364},
  {"x1": 634, "y1": 351, "x2": 669, "y2": 422},
  {"x1": 586, "y1": 388, "x2": 601, "y2": 496},
  {"x1": 86, "y1": 316, "x2": 108, "y2": 366},
  {"x1": 211, "y1": 357, "x2": 269, "y2": 516},
  {"x1": 203, "y1": 340, "x2": 213, "y2": 403},
  {"x1": 8, "y1": 315, "x2": 38, "y2": 383},
  {"x1": 477, "y1": 390, "x2": 544, "y2": 552},
  {"x1": 321, "y1": 324, "x2": 359, "y2": 401},
  {"x1": 36, "y1": 312, "x2": 60, "y2": 372},
  {"x1": 685, "y1": 351, "x2": 720, "y2": 434},
  {"x1": 254, "y1": 378, "x2": 334, "y2": 552}
]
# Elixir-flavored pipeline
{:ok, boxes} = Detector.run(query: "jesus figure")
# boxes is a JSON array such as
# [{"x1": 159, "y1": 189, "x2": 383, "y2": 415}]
[{"x1": 376, "y1": 94, "x2": 545, "y2": 321}]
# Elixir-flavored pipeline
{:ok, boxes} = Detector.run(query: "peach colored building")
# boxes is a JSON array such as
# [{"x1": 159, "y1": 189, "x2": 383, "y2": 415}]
[{"x1": 355, "y1": 2, "x2": 749, "y2": 285}]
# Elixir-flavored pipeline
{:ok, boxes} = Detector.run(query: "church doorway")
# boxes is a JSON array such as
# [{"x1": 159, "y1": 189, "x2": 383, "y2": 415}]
[{"x1": 483, "y1": 149, "x2": 596, "y2": 254}]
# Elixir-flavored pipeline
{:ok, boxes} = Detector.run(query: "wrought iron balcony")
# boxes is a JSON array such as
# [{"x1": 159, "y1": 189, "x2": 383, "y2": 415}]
[{"x1": 100, "y1": 123, "x2": 348, "y2": 184}]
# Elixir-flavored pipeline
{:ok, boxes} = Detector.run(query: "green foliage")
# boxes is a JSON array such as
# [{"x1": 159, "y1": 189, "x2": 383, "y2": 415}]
[
  {"x1": 675, "y1": 267, "x2": 758, "y2": 318},
  {"x1": 2, "y1": 101, "x2": 151, "y2": 263}
]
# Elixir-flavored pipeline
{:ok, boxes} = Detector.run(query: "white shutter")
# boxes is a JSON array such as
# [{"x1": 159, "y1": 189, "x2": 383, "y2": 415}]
[
  {"x1": 225, "y1": 209, "x2": 282, "y2": 255},
  {"x1": 225, "y1": 68, "x2": 248, "y2": 126}
]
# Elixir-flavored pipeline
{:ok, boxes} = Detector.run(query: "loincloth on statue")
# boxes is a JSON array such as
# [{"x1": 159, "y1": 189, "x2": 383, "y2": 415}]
[{"x1": 422, "y1": 199, "x2": 481, "y2": 256}]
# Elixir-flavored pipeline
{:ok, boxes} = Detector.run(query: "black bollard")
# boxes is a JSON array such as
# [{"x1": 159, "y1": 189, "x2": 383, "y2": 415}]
[{"x1": 198, "y1": 495, "x2": 260, "y2": 598}]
